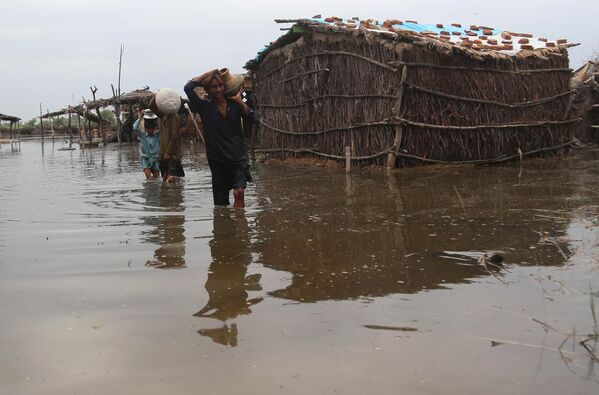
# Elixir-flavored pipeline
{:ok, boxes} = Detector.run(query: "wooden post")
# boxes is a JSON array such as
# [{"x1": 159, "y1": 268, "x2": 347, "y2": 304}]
[
  {"x1": 39, "y1": 103, "x2": 44, "y2": 141},
  {"x1": 77, "y1": 112, "x2": 81, "y2": 143},
  {"x1": 9, "y1": 120, "x2": 13, "y2": 140},
  {"x1": 82, "y1": 103, "x2": 88, "y2": 151},
  {"x1": 67, "y1": 111, "x2": 72, "y2": 147},
  {"x1": 82, "y1": 98, "x2": 91, "y2": 143},
  {"x1": 117, "y1": 45, "x2": 124, "y2": 145},
  {"x1": 112, "y1": 84, "x2": 122, "y2": 145},
  {"x1": 386, "y1": 65, "x2": 409, "y2": 169},
  {"x1": 128, "y1": 104, "x2": 133, "y2": 143},
  {"x1": 345, "y1": 146, "x2": 351, "y2": 173},
  {"x1": 47, "y1": 111, "x2": 54, "y2": 140},
  {"x1": 117, "y1": 45, "x2": 123, "y2": 99}
]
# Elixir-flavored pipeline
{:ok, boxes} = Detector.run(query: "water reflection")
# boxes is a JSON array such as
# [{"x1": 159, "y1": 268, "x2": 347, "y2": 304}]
[
  {"x1": 251, "y1": 162, "x2": 574, "y2": 303},
  {"x1": 195, "y1": 209, "x2": 262, "y2": 347},
  {"x1": 143, "y1": 182, "x2": 186, "y2": 269}
]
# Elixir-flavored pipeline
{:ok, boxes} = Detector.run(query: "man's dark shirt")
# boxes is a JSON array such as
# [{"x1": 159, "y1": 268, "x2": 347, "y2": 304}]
[{"x1": 184, "y1": 80, "x2": 258, "y2": 164}]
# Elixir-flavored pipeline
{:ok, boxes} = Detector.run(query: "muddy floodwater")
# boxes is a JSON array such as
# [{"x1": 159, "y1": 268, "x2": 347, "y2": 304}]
[{"x1": 1, "y1": 140, "x2": 599, "y2": 394}]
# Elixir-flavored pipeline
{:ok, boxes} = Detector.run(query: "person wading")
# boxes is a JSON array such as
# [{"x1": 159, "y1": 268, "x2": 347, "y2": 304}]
[
  {"x1": 184, "y1": 69, "x2": 258, "y2": 208},
  {"x1": 133, "y1": 109, "x2": 161, "y2": 180},
  {"x1": 151, "y1": 89, "x2": 185, "y2": 183}
]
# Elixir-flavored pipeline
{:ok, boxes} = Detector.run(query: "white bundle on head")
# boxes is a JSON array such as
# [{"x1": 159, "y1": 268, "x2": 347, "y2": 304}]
[{"x1": 155, "y1": 88, "x2": 181, "y2": 114}]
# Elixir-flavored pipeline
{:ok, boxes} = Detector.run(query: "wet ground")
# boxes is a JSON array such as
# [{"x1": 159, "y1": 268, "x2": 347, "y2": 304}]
[{"x1": 1, "y1": 140, "x2": 598, "y2": 394}]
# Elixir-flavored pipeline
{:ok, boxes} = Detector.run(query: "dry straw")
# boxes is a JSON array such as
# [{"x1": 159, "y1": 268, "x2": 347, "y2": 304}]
[{"x1": 248, "y1": 21, "x2": 578, "y2": 167}]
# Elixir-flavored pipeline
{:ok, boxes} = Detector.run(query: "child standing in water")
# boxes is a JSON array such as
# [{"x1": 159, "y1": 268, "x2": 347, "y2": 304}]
[{"x1": 133, "y1": 109, "x2": 161, "y2": 179}]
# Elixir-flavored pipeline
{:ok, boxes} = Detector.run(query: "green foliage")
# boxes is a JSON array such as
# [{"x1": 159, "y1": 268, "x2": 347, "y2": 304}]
[
  {"x1": 1, "y1": 118, "x2": 35, "y2": 132},
  {"x1": 24, "y1": 118, "x2": 37, "y2": 127},
  {"x1": 100, "y1": 109, "x2": 116, "y2": 123},
  {"x1": 48, "y1": 116, "x2": 67, "y2": 128}
]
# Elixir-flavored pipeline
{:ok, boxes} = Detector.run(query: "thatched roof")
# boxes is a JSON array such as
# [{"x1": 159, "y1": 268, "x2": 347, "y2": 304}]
[
  {"x1": 246, "y1": 17, "x2": 578, "y2": 70},
  {"x1": 0, "y1": 113, "x2": 20, "y2": 122},
  {"x1": 84, "y1": 87, "x2": 156, "y2": 110},
  {"x1": 42, "y1": 77, "x2": 254, "y2": 123},
  {"x1": 43, "y1": 107, "x2": 104, "y2": 124},
  {"x1": 41, "y1": 106, "x2": 104, "y2": 124},
  {"x1": 41, "y1": 87, "x2": 157, "y2": 121}
]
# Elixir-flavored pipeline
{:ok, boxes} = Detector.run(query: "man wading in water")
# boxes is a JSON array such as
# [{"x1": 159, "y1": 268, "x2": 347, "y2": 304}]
[
  {"x1": 184, "y1": 69, "x2": 258, "y2": 208},
  {"x1": 149, "y1": 94, "x2": 185, "y2": 183}
]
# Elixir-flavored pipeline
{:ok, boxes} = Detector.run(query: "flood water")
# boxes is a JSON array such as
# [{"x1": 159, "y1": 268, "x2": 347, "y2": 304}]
[{"x1": 1, "y1": 140, "x2": 598, "y2": 394}]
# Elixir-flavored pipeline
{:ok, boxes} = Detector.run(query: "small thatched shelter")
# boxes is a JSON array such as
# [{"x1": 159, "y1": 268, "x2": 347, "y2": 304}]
[
  {"x1": 42, "y1": 87, "x2": 158, "y2": 143},
  {"x1": 246, "y1": 17, "x2": 580, "y2": 167},
  {"x1": 0, "y1": 113, "x2": 21, "y2": 140},
  {"x1": 0, "y1": 113, "x2": 20, "y2": 122},
  {"x1": 42, "y1": 87, "x2": 157, "y2": 123}
]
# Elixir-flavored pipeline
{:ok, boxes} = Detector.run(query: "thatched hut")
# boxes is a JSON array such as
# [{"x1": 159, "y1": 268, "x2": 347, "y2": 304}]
[
  {"x1": 245, "y1": 17, "x2": 580, "y2": 168},
  {"x1": 0, "y1": 113, "x2": 21, "y2": 140}
]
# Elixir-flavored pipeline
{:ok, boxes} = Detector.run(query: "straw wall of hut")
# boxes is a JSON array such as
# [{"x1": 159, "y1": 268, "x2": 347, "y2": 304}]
[
  {"x1": 247, "y1": 19, "x2": 578, "y2": 167},
  {"x1": 571, "y1": 60, "x2": 599, "y2": 143}
]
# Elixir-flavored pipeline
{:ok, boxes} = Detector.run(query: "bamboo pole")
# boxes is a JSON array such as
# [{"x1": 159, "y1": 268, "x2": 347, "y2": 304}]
[{"x1": 387, "y1": 65, "x2": 408, "y2": 169}]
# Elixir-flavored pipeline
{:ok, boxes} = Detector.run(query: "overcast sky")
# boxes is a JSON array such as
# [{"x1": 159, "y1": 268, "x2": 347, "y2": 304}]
[{"x1": 1, "y1": 0, "x2": 597, "y2": 121}]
